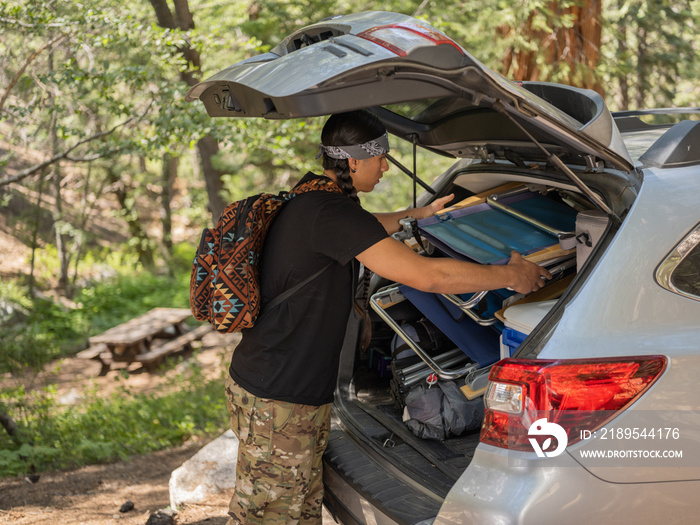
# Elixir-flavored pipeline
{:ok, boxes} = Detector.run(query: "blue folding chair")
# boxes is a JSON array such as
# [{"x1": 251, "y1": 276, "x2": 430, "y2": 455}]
[{"x1": 370, "y1": 186, "x2": 579, "y2": 379}]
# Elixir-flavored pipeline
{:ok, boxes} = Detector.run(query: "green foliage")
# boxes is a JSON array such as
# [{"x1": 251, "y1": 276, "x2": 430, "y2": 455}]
[
  {"x1": 75, "y1": 270, "x2": 190, "y2": 335},
  {"x1": 600, "y1": 0, "x2": 699, "y2": 110},
  {"x1": 0, "y1": 365, "x2": 227, "y2": 477},
  {"x1": 0, "y1": 238, "x2": 217, "y2": 479},
  {"x1": 0, "y1": 281, "x2": 90, "y2": 375},
  {"x1": 0, "y1": 242, "x2": 193, "y2": 376},
  {"x1": 72, "y1": 243, "x2": 191, "y2": 334}
]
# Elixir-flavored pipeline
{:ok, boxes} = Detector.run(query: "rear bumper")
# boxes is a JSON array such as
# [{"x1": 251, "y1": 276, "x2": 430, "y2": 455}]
[
  {"x1": 434, "y1": 445, "x2": 700, "y2": 525},
  {"x1": 322, "y1": 424, "x2": 442, "y2": 525}
]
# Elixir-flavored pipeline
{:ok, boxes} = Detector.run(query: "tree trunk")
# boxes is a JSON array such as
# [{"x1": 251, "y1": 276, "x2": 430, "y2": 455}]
[
  {"x1": 0, "y1": 410, "x2": 19, "y2": 442},
  {"x1": 636, "y1": 25, "x2": 647, "y2": 109},
  {"x1": 161, "y1": 154, "x2": 177, "y2": 255},
  {"x1": 568, "y1": 0, "x2": 603, "y2": 93},
  {"x1": 197, "y1": 135, "x2": 225, "y2": 219},
  {"x1": 106, "y1": 167, "x2": 156, "y2": 269},
  {"x1": 500, "y1": 0, "x2": 603, "y2": 94},
  {"x1": 618, "y1": 22, "x2": 630, "y2": 110},
  {"x1": 499, "y1": 21, "x2": 539, "y2": 81},
  {"x1": 29, "y1": 167, "x2": 48, "y2": 296},
  {"x1": 149, "y1": 0, "x2": 226, "y2": 221},
  {"x1": 72, "y1": 161, "x2": 99, "y2": 287},
  {"x1": 52, "y1": 162, "x2": 71, "y2": 292},
  {"x1": 48, "y1": 48, "x2": 72, "y2": 294}
]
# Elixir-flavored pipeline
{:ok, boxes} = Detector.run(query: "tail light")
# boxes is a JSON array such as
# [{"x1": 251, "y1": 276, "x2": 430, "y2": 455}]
[
  {"x1": 358, "y1": 23, "x2": 464, "y2": 57},
  {"x1": 480, "y1": 356, "x2": 667, "y2": 452}
]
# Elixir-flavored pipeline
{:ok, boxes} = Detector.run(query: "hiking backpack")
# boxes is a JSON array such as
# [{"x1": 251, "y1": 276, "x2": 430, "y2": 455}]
[{"x1": 189, "y1": 178, "x2": 342, "y2": 333}]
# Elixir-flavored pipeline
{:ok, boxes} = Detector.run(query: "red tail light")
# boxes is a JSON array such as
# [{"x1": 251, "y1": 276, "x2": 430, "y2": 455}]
[
  {"x1": 358, "y1": 23, "x2": 464, "y2": 57},
  {"x1": 480, "y1": 356, "x2": 667, "y2": 452}
]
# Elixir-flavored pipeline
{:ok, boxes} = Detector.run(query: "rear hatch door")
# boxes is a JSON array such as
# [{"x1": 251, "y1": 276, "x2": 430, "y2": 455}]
[{"x1": 186, "y1": 11, "x2": 634, "y2": 173}]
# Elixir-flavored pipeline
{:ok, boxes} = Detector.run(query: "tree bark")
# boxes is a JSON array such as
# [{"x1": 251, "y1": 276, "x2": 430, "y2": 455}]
[
  {"x1": 173, "y1": 0, "x2": 195, "y2": 30},
  {"x1": 618, "y1": 22, "x2": 630, "y2": 110},
  {"x1": 149, "y1": 0, "x2": 177, "y2": 27},
  {"x1": 636, "y1": 25, "x2": 647, "y2": 109},
  {"x1": 106, "y1": 166, "x2": 156, "y2": 269},
  {"x1": 500, "y1": 0, "x2": 603, "y2": 94},
  {"x1": 161, "y1": 154, "x2": 177, "y2": 255},
  {"x1": 0, "y1": 410, "x2": 19, "y2": 441},
  {"x1": 148, "y1": 0, "x2": 226, "y2": 220},
  {"x1": 48, "y1": 47, "x2": 71, "y2": 293},
  {"x1": 28, "y1": 167, "x2": 48, "y2": 296},
  {"x1": 196, "y1": 135, "x2": 225, "y2": 219}
]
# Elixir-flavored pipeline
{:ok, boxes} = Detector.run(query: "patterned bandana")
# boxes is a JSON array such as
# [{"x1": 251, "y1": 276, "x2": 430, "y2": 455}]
[{"x1": 316, "y1": 132, "x2": 390, "y2": 160}]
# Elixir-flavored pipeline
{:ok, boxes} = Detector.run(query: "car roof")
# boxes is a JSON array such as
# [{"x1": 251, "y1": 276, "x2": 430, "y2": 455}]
[{"x1": 614, "y1": 109, "x2": 700, "y2": 167}]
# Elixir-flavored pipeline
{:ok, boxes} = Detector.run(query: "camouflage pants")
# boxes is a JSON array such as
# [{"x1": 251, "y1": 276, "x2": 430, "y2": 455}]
[{"x1": 224, "y1": 375, "x2": 331, "y2": 525}]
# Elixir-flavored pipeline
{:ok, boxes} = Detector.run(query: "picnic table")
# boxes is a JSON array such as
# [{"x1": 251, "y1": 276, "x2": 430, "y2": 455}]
[{"x1": 77, "y1": 307, "x2": 212, "y2": 374}]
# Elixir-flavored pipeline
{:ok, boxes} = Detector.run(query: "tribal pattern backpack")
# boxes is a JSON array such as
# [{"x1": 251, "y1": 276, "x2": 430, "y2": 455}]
[{"x1": 189, "y1": 178, "x2": 342, "y2": 333}]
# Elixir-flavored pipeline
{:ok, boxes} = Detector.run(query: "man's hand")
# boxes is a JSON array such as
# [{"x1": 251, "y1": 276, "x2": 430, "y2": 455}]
[
  {"x1": 507, "y1": 251, "x2": 553, "y2": 294},
  {"x1": 424, "y1": 193, "x2": 455, "y2": 217},
  {"x1": 374, "y1": 194, "x2": 456, "y2": 234}
]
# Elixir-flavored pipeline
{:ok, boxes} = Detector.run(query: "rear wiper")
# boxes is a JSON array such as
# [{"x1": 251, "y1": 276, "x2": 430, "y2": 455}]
[{"x1": 493, "y1": 100, "x2": 622, "y2": 227}]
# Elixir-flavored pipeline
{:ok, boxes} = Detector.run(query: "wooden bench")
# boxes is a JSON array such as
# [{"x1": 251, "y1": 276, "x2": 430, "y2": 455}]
[
  {"x1": 76, "y1": 343, "x2": 108, "y2": 360},
  {"x1": 77, "y1": 308, "x2": 200, "y2": 374},
  {"x1": 134, "y1": 324, "x2": 213, "y2": 371},
  {"x1": 76, "y1": 343, "x2": 113, "y2": 376}
]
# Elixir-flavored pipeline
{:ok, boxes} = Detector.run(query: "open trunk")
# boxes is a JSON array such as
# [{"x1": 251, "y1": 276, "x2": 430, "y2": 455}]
[{"x1": 323, "y1": 157, "x2": 636, "y2": 524}]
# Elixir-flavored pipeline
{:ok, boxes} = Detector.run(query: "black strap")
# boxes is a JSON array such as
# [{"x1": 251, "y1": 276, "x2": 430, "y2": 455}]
[{"x1": 258, "y1": 263, "x2": 333, "y2": 319}]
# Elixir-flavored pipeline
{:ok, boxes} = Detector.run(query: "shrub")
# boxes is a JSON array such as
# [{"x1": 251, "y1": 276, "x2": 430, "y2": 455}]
[{"x1": 0, "y1": 365, "x2": 227, "y2": 477}]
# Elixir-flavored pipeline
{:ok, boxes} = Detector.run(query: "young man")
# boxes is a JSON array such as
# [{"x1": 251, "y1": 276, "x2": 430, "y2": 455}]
[{"x1": 224, "y1": 111, "x2": 550, "y2": 524}]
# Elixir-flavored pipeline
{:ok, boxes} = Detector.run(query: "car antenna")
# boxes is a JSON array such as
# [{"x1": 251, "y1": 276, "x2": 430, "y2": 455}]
[{"x1": 493, "y1": 100, "x2": 622, "y2": 228}]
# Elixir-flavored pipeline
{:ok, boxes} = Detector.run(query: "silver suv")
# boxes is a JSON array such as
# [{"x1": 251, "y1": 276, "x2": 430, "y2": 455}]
[{"x1": 187, "y1": 11, "x2": 700, "y2": 525}]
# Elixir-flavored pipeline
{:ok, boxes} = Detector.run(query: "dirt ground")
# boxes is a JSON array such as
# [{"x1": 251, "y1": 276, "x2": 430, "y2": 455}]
[
  {"x1": 0, "y1": 440, "x2": 232, "y2": 525},
  {"x1": 0, "y1": 331, "x2": 335, "y2": 525}
]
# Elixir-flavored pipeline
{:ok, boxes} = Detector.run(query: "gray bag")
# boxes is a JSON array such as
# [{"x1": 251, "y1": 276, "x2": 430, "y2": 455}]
[{"x1": 402, "y1": 380, "x2": 484, "y2": 441}]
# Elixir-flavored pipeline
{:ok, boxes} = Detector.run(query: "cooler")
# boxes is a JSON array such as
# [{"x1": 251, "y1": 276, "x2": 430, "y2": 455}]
[{"x1": 500, "y1": 299, "x2": 558, "y2": 358}]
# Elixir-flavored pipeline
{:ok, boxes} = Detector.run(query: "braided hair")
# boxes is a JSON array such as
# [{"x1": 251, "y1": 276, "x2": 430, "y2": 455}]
[
  {"x1": 320, "y1": 110, "x2": 387, "y2": 204},
  {"x1": 320, "y1": 110, "x2": 386, "y2": 351}
]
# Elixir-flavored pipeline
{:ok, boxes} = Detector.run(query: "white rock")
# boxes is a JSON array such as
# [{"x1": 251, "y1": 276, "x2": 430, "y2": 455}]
[
  {"x1": 169, "y1": 430, "x2": 238, "y2": 510},
  {"x1": 58, "y1": 388, "x2": 83, "y2": 406}
]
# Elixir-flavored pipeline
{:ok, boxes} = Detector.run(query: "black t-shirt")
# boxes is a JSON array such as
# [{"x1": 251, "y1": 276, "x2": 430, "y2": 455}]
[{"x1": 229, "y1": 173, "x2": 389, "y2": 405}]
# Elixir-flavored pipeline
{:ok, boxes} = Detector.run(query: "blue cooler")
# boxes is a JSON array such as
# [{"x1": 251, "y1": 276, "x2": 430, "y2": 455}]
[
  {"x1": 500, "y1": 299, "x2": 558, "y2": 358},
  {"x1": 500, "y1": 328, "x2": 528, "y2": 357}
]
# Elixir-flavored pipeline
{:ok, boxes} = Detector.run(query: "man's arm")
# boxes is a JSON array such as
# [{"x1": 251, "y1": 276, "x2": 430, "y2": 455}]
[
  {"x1": 356, "y1": 237, "x2": 552, "y2": 295},
  {"x1": 373, "y1": 194, "x2": 454, "y2": 235}
]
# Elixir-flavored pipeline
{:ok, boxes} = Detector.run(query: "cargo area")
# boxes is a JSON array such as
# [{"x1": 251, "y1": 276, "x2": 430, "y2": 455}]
[{"x1": 329, "y1": 171, "x2": 609, "y2": 495}]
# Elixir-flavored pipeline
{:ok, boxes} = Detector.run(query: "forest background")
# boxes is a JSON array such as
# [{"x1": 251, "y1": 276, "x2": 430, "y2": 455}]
[{"x1": 0, "y1": 0, "x2": 698, "y2": 478}]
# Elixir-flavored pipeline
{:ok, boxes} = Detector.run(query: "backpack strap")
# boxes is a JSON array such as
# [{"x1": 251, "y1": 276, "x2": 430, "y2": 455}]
[
  {"x1": 257, "y1": 262, "x2": 333, "y2": 320},
  {"x1": 256, "y1": 176, "x2": 341, "y2": 320},
  {"x1": 290, "y1": 176, "x2": 342, "y2": 196}
]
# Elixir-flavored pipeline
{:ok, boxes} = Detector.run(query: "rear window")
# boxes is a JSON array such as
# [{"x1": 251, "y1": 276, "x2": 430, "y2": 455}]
[
  {"x1": 383, "y1": 97, "x2": 473, "y2": 124},
  {"x1": 383, "y1": 84, "x2": 587, "y2": 131},
  {"x1": 656, "y1": 224, "x2": 700, "y2": 301}
]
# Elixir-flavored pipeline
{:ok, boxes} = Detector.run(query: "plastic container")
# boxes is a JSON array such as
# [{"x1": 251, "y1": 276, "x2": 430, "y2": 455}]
[
  {"x1": 499, "y1": 299, "x2": 558, "y2": 358},
  {"x1": 500, "y1": 328, "x2": 527, "y2": 357}
]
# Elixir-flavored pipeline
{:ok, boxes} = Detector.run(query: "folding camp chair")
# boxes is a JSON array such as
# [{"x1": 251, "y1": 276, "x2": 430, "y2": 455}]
[{"x1": 371, "y1": 185, "x2": 580, "y2": 380}]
